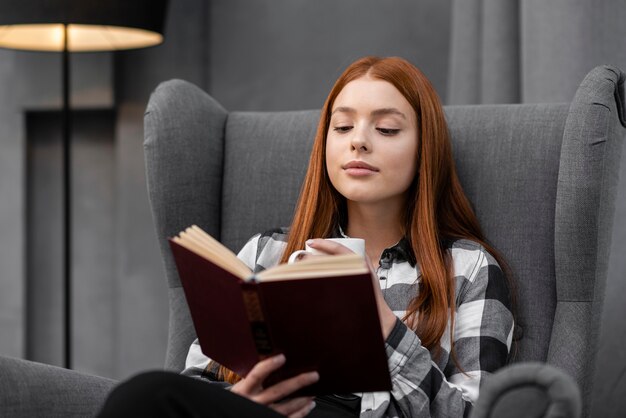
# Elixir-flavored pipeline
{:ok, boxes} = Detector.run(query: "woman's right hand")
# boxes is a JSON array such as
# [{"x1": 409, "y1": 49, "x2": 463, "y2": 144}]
[{"x1": 230, "y1": 354, "x2": 318, "y2": 417}]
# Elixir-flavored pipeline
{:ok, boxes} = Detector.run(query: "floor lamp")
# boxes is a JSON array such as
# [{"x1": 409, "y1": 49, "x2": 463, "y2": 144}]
[{"x1": 0, "y1": 0, "x2": 168, "y2": 369}]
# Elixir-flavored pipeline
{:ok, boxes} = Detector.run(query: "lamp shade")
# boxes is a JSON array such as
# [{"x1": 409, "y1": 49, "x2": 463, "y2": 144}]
[{"x1": 0, "y1": 0, "x2": 168, "y2": 52}]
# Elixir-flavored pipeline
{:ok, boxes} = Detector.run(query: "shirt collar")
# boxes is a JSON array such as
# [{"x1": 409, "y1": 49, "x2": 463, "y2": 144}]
[{"x1": 333, "y1": 224, "x2": 417, "y2": 268}]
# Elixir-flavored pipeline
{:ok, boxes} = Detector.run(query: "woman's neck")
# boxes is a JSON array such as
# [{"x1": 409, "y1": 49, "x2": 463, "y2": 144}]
[{"x1": 345, "y1": 200, "x2": 405, "y2": 266}]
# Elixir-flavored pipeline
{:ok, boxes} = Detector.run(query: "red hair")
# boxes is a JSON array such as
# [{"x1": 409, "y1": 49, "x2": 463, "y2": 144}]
[{"x1": 218, "y1": 56, "x2": 511, "y2": 384}]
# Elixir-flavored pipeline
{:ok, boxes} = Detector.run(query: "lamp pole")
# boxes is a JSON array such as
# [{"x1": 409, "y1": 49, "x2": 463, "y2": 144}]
[{"x1": 62, "y1": 23, "x2": 72, "y2": 369}]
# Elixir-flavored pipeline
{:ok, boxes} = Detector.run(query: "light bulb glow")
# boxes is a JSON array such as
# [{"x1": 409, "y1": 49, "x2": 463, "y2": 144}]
[{"x1": 0, "y1": 23, "x2": 163, "y2": 52}]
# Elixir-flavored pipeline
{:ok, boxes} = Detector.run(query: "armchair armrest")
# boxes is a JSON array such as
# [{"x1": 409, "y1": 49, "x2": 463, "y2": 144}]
[
  {"x1": 471, "y1": 362, "x2": 581, "y2": 418},
  {"x1": 0, "y1": 356, "x2": 117, "y2": 418}
]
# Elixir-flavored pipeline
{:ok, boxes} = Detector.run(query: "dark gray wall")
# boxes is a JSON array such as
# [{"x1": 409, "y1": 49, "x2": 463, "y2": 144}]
[
  {"x1": 25, "y1": 110, "x2": 116, "y2": 374},
  {"x1": 0, "y1": 52, "x2": 24, "y2": 359},
  {"x1": 0, "y1": 50, "x2": 113, "y2": 366},
  {"x1": 209, "y1": 0, "x2": 451, "y2": 111}
]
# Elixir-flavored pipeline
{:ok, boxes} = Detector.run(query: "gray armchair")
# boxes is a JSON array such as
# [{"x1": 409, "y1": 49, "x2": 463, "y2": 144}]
[{"x1": 1, "y1": 65, "x2": 623, "y2": 418}]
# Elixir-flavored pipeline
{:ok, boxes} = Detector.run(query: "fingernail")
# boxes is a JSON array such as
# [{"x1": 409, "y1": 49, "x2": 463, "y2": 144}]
[
  {"x1": 308, "y1": 371, "x2": 320, "y2": 382},
  {"x1": 306, "y1": 239, "x2": 315, "y2": 246},
  {"x1": 308, "y1": 401, "x2": 316, "y2": 412},
  {"x1": 273, "y1": 354, "x2": 286, "y2": 364}
]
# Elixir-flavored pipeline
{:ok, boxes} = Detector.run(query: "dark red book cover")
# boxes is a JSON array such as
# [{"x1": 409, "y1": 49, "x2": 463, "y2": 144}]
[{"x1": 169, "y1": 239, "x2": 392, "y2": 395}]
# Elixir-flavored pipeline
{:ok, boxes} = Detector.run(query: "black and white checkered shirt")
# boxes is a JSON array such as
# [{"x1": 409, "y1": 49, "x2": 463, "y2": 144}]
[{"x1": 183, "y1": 228, "x2": 514, "y2": 418}]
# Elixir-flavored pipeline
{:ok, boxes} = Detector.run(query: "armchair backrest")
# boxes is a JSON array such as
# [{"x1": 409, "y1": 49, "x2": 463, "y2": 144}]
[{"x1": 144, "y1": 66, "x2": 625, "y2": 411}]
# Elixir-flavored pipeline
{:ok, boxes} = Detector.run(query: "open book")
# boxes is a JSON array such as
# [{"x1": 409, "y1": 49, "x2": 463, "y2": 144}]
[{"x1": 169, "y1": 225, "x2": 392, "y2": 395}]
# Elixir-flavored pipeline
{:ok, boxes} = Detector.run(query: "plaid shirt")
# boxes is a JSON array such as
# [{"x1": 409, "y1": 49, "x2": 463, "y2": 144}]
[{"x1": 183, "y1": 228, "x2": 514, "y2": 417}]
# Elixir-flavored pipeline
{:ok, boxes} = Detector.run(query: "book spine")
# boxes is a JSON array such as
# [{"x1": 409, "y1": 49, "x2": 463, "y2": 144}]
[{"x1": 241, "y1": 285, "x2": 273, "y2": 357}]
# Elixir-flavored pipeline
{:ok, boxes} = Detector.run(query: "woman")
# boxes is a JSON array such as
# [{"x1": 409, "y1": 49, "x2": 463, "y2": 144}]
[{"x1": 99, "y1": 56, "x2": 514, "y2": 418}]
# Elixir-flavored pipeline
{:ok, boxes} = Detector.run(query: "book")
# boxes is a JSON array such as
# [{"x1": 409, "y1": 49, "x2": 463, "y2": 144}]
[{"x1": 169, "y1": 225, "x2": 392, "y2": 395}]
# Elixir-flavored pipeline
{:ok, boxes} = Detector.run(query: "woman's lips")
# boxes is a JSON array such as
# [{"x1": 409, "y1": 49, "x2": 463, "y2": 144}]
[{"x1": 342, "y1": 161, "x2": 379, "y2": 176}]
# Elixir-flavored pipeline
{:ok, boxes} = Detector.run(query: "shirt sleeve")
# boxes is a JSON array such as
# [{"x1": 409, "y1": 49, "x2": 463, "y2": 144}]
[
  {"x1": 179, "y1": 233, "x2": 262, "y2": 383},
  {"x1": 361, "y1": 247, "x2": 514, "y2": 418}
]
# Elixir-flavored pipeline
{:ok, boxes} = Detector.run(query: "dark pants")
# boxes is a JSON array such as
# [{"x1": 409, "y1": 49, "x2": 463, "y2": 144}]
[{"x1": 97, "y1": 371, "x2": 360, "y2": 418}]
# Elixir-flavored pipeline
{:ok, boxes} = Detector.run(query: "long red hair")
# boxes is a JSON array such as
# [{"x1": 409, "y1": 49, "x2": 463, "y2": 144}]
[{"x1": 217, "y1": 56, "x2": 511, "y2": 384}]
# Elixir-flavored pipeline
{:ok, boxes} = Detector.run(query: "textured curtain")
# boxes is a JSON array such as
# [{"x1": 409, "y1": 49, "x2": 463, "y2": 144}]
[
  {"x1": 448, "y1": 0, "x2": 520, "y2": 104},
  {"x1": 448, "y1": 0, "x2": 626, "y2": 104}
]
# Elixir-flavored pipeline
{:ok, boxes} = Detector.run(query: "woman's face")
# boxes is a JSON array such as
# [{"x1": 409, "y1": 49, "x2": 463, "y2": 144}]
[{"x1": 326, "y1": 76, "x2": 419, "y2": 207}]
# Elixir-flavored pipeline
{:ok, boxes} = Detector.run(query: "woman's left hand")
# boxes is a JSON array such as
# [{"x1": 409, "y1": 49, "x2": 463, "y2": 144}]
[{"x1": 305, "y1": 239, "x2": 398, "y2": 339}]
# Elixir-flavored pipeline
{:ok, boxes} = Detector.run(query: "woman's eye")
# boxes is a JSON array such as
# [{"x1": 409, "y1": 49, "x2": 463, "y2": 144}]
[
  {"x1": 333, "y1": 126, "x2": 352, "y2": 133},
  {"x1": 377, "y1": 128, "x2": 400, "y2": 135}
]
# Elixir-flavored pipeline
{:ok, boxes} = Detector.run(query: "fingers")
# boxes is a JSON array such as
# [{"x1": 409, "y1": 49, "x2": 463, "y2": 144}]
[
  {"x1": 232, "y1": 354, "x2": 319, "y2": 407},
  {"x1": 253, "y1": 371, "x2": 319, "y2": 405},
  {"x1": 306, "y1": 239, "x2": 353, "y2": 255},
  {"x1": 231, "y1": 354, "x2": 286, "y2": 396},
  {"x1": 271, "y1": 397, "x2": 316, "y2": 418}
]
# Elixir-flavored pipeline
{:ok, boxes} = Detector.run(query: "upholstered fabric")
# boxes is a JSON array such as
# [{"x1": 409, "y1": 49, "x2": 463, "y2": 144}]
[
  {"x1": 144, "y1": 79, "x2": 228, "y2": 370},
  {"x1": 446, "y1": 104, "x2": 569, "y2": 365},
  {"x1": 551, "y1": 66, "x2": 626, "y2": 412},
  {"x1": 221, "y1": 110, "x2": 319, "y2": 251},
  {"x1": 0, "y1": 356, "x2": 116, "y2": 418},
  {"x1": 144, "y1": 79, "x2": 228, "y2": 288},
  {"x1": 471, "y1": 362, "x2": 581, "y2": 418}
]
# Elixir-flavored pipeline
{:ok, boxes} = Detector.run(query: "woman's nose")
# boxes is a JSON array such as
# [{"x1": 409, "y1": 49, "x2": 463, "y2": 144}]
[{"x1": 350, "y1": 128, "x2": 371, "y2": 152}]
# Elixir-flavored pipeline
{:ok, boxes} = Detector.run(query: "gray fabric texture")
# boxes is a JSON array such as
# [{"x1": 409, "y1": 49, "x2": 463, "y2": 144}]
[
  {"x1": 550, "y1": 65, "x2": 626, "y2": 414},
  {"x1": 446, "y1": 103, "x2": 568, "y2": 363},
  {"x1": 491, "y1": 387, "x2": 550, "y2": 418},
  {"x1": 144, "y1": 78, "x2": 228, "y2": 289},
  {"x1": 0, "y1": 356, "x2": 116, "y2": 418},
  {"x1": 448, "y1": 0, "x2": 482, "y2": 104},
  {"x1": 448, "y1": 0, "x2": 520, "y2": 104},
  {"x1": 448, "y1": 0, "x2": 626, "y2": 105},
  {"x1": 470, "y1": 362, "x2": 581, "y2": 418},
  {"x1": 144, "y1": 79, "x2": 228, "y2": 370},
  {"x1": 164, "y1": 287, "x2": 195, "y2": 372},
  {"x1": 520, "y1": 1, "x2": 604, "y2": 103},
  {"x1": 480, "y1": 0, "x2": 520, "y2": 103},
  {"x1": 221, "y1": 110, "x2": 319, "y2": 252}
]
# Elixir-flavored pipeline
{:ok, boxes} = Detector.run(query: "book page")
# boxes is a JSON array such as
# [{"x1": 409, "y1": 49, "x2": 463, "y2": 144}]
[
  {"x1": 256, "y1": 253, "x2": 369, "y2": 282},
  {"x1": 172, "y1": 225, "x2": 251, "y2": 279}
]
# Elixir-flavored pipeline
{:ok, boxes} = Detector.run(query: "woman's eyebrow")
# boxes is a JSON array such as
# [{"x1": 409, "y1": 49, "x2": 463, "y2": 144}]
[
  {"x1": 371, "y1": 108, "x2": 407, "y2": 119},
  {"x1": 331, "y1": 106, "x2": 406, "y2": 119},
  {"x1": 331, "y1": 106, "x2": 356, "y2": 116}
]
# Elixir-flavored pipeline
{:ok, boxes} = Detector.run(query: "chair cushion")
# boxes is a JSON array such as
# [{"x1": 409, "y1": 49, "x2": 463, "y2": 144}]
[
  {"x1": 444, "y1": 104, "x2": 568, "y2": 363},
  {"x1": 221, "y1": 110, "x2": 320, "y2": 251}
]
